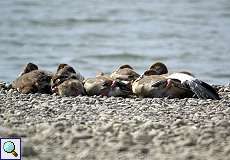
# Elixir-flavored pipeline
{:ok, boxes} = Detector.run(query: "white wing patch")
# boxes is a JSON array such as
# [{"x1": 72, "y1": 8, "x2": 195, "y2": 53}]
[{"x1": 167, "y1": 73, "x2": 195, "y2": 83}]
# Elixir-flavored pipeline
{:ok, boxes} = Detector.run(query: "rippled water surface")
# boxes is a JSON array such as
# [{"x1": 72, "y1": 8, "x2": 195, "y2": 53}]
[{"x1": 0, "y1": 0, "x2": 230, "y2": 84}]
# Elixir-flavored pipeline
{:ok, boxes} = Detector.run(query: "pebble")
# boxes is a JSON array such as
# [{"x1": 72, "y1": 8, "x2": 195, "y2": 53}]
[
  {"x1": 22, "y1": 143, "x2": 37, "y2": 157},
  {"x1": 0, "y1": 126, "x2": 12, "y2": 137},
  {"x1": 133, "y1": 130, "x2": 153, "y2": 144},
  {"x1": 69, "y1": 134, "x2": 93, "y2": 145},
  {"x1": 118, "y1": 132, "x2": 134, "y2": 146},
  {"x1": 172, "y1": 119, "x2": 186, "y2": 127},
  {"x1": 0, "y1": 85, "x2": 230, "y2": 160}
]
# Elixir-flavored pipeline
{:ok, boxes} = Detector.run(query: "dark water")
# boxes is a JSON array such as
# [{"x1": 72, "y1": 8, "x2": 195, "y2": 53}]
[{"x1": 0, "y1": 0, "x2": 230, "y2": 84}]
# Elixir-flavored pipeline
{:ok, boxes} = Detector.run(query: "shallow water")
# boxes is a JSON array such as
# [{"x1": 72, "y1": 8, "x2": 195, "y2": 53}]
[{"x1": 0, "y1": 0, "x2": 229, "y2": 84}]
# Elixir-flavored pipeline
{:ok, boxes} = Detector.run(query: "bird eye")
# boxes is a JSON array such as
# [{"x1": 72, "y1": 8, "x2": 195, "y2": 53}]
[
  {"x1": 70, "y1": 74, "x2": 77, "y2": 79},
  {"x1": 102, "y1": 81, "x2": 110, "y2": 86},
  {"x1": 60, "y1": 75, "x2": 69, "y2": 80},
  {"x1": 152, "y1": 81, "x2": 161, "y2": 87},
  {"x1": 128, "y1": 75, "x2": 134, "y2": 79}
]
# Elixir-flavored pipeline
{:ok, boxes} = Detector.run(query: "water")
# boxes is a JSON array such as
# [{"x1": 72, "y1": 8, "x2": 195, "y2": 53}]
[{"x1": 0, "y1": 0, "x2": 230, "y2": 84}]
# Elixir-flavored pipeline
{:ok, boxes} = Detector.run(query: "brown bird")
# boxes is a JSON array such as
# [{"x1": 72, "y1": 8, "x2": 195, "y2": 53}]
[
  {"x1": 55, "y1": 79, "x2": 85, "y2": 97},
  {"x1": 148, "y1": 62, "x2": 168, "y2": 75},
  {"x1": 84, "y1": 75, "x2": 131, "y2": 97},
  {"x1": 110, "y1": 64, "x2": 140, "y2": 83},
  {"x1": 133, "y1": 66, "x2": 220, "y2": 100},
  {"x1": 51, "y1": 64, "x2": 85, "y2": 96},
  {"x1": 166, "y1": 72, "x2": 220, "y2": 100},
  {"x1": 132, "y1": 69, "x2": 194, "y2": 98},
  {"x1": 18, "y1": 62, "x2": 38, "y2": 76},
  {"x1": 52, "y1": 64, "x2": 84, "y2": 84},
  {"x1": 12, "y1": 63, "x2": 52, "y2": 94}
]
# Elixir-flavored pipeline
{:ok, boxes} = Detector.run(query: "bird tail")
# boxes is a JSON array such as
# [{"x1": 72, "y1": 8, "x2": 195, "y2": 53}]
[{"x1": 185, "y1": 79, "x2": 220, "y2": 100}]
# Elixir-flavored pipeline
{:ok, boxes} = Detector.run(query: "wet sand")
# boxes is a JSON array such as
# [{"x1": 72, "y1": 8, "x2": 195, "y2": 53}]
[{"x1": 0, "y1": 85, "x2": 230, "y2": 160}]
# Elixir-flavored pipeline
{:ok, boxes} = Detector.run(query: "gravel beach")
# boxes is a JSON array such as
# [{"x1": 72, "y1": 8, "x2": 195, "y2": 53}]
[{"x1": 0, "y1": 84, "x2": 230, "y2": 160}]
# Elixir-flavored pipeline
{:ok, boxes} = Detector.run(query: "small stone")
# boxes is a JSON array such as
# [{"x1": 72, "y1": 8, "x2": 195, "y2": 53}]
[
  {"x1": 22, "y1": 143, "x2": 37, "y2": 157},
  {"x1": 151, "y1": 122, "x2": 165, "y2": 129},
  {"x1": 53, "y1": 122, "x2": 65, "y2": 132},
  {"x1": 118, "y1": 132, "x2": 134, "y2": 146},
  {"x1": 133, "y1": 130, "x2": 153, "y2": 144},
  {"x1": 216, "y1": 120, "x2": 229, "y2": 127},
  {"x1": 100, "y1": 123, "x2": 114, "y2": 133},
  {"x1": 116, "y1": 144, "x2": 129, "y2": 152},
  {"x1": 182, "y1": 138, "x2": 196, "y2": 146},
  {"x1": 140, "y1": 148, "x2": 149, "y2": 154},
  {"x1": 8, "y1": 89, "x2": 14, "y2": 94},
  {"x1": 71, "y1": 134, "x2": 93, "y2": 144},
  {"x1": 0, "y1": 126, "x2": 12, "y2": 137},
  {"x1": 172, "y1": 119, "x2": 186, "y2": 127}
]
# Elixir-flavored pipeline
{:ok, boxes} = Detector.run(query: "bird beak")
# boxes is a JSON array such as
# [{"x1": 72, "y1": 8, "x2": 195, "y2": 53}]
[
  {"x1": 166, "y1": 79, "x2": 172, "y2": 88},
  {"x1": 51, "y1": 85, "x2": 58, "y2": 93},
  {"x1": 111, "y1": 81, "x2": 117, "y2": 88}
]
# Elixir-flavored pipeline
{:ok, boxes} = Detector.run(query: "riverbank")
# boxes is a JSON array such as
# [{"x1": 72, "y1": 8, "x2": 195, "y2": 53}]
[{"x1": 0, "y1": 85, "x2": 230, "y2": 160}]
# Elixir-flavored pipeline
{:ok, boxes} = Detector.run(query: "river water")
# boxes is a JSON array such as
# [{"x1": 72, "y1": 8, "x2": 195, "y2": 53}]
[{"x1": 0, "y1": 0, "x2": 230, "y2": 84}]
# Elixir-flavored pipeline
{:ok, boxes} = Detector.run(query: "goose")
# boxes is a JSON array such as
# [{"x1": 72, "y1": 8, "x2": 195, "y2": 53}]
[
  {"x1": 167, "y1": 72, "x2": 220, "y2": 100},
  {"x1": 84, "y1": 75, "x2": 131, "y2": 97},
  {"x1": 12, "y1": 63, "x2": 52, "y2": 94},
  {"x1": 51, "y1": 64, "x2": 85, "y2": 96},
  {"x1": 132, "y1": 68, "x2": 220, "y2": 99},
  {"x1": 110, "y1": 64, "x2": 140, "y2": 83}
]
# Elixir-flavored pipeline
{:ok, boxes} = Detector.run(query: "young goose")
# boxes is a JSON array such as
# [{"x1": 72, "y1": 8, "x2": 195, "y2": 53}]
[
  {"x1": 110, "y1": 64, "x2": 140, "y2": 83},
  {"x1": 51, "y1": 64, "x2": 85, "y2": 96},
  {"x1": 132, "y1": 70, "x2": 193, "y2": 98},
  {"x1": 55, "y1": 79, "x2": 85, "y2": 97},
  {"x1": 84, "y1": 75, "x2": 131, "y2": 97},
  {"x1": 12, "y1": 63, "x2": 52, "y2": 94},
  {"x1": 167, "y1": 72, "x2": 220, "y2": 100}
]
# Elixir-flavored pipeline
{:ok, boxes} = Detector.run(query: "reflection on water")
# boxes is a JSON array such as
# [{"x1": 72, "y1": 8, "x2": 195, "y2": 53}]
[{"x1": 0, "y1": 0, "x2": 230, "y2": 84}]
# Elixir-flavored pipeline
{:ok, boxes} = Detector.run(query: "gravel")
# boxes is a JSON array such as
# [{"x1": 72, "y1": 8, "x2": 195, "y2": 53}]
[{"x1": 0, "y1": 83, "x2": 230, "y2": 160}]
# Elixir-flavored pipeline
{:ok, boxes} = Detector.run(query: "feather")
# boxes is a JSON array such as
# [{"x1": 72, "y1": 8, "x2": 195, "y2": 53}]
[{"x1": 184, "y1": 79, "x2": 220, "y2": 100}]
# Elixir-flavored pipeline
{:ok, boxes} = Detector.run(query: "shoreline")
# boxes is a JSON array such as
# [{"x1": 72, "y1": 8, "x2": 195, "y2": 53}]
[{"x1": 0, "y1": 85, "x2": 230, "y2": 160}]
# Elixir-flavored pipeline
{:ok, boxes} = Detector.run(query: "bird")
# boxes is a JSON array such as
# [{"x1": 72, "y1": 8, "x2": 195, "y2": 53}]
[
  {"x1": 133, "y1": 66, "x2": 220, "y2": 100},
  {"x1": 55, "y1": 79, "x2": 85, "y2": 97},
  {"x1": 18, "y1": 62, "x2": 38, "y2": 76},
  {"x1": 84, "y1": 75, "x2": 132, "y2": 97},
  {"x1": 167, "y1": 72, "x2": 220, "y2": 100},
  {"x1": 52, "y1": 64, "x2": 84, "y2": 83},
  {"x1": 132, "y1": 62, "x2": 169, "y2": 98},
  {"x1": 51, "y1": 64, "x2": 85, "y2": 96},
  {"x1": 132, "y1": 69, "x2": 193, "y2": 98},
  {"x1": 12, "y1": 63, "x2": 52, "y2": 94},
  {"x1": 110, "y1": 64, "x2": 140, "y2": 93},
  {"x1": 110, "y1": 64, "x2": 140, "y2": 83},
  {"x1": 148, "y1": 62, "x2": 168, "y2": 75}
]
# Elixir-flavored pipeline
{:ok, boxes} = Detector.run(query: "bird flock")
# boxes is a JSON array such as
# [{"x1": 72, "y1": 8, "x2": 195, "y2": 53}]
[{"x1": 11, "y1": 62, "x2": 220, "y2": 100}]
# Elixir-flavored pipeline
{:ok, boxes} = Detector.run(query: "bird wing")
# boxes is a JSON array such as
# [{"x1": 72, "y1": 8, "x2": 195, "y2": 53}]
[{"x1": 184, "y1": 79, "x2": 220, "y2": 100}]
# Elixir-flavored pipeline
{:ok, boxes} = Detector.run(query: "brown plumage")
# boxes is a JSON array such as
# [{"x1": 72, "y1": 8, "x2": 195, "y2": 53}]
[
  {"x1": 132, "y1": 69, "x2": 193, "y2": 98},
  {"x1": 55, "y1": 79, "x2": 85, "y2": 97},
  {"x1": 12, "y1": 63, "x2": 52, "y2": 94},
  {"x1": 149, "y1": 62, "x2": 168, "y2": 75},
  {"x1": 84, "y1": 75, "x2": 131, "y2": 97},
  {"x1": 110, "y1": 64, "x2": 140, "y2": 82},
  {"x1": 18, "y1": 62, "x2": 38, "y2": 76},
  {"x1": 51, "y1": 64, "x2": 85, "y2": 96}
]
